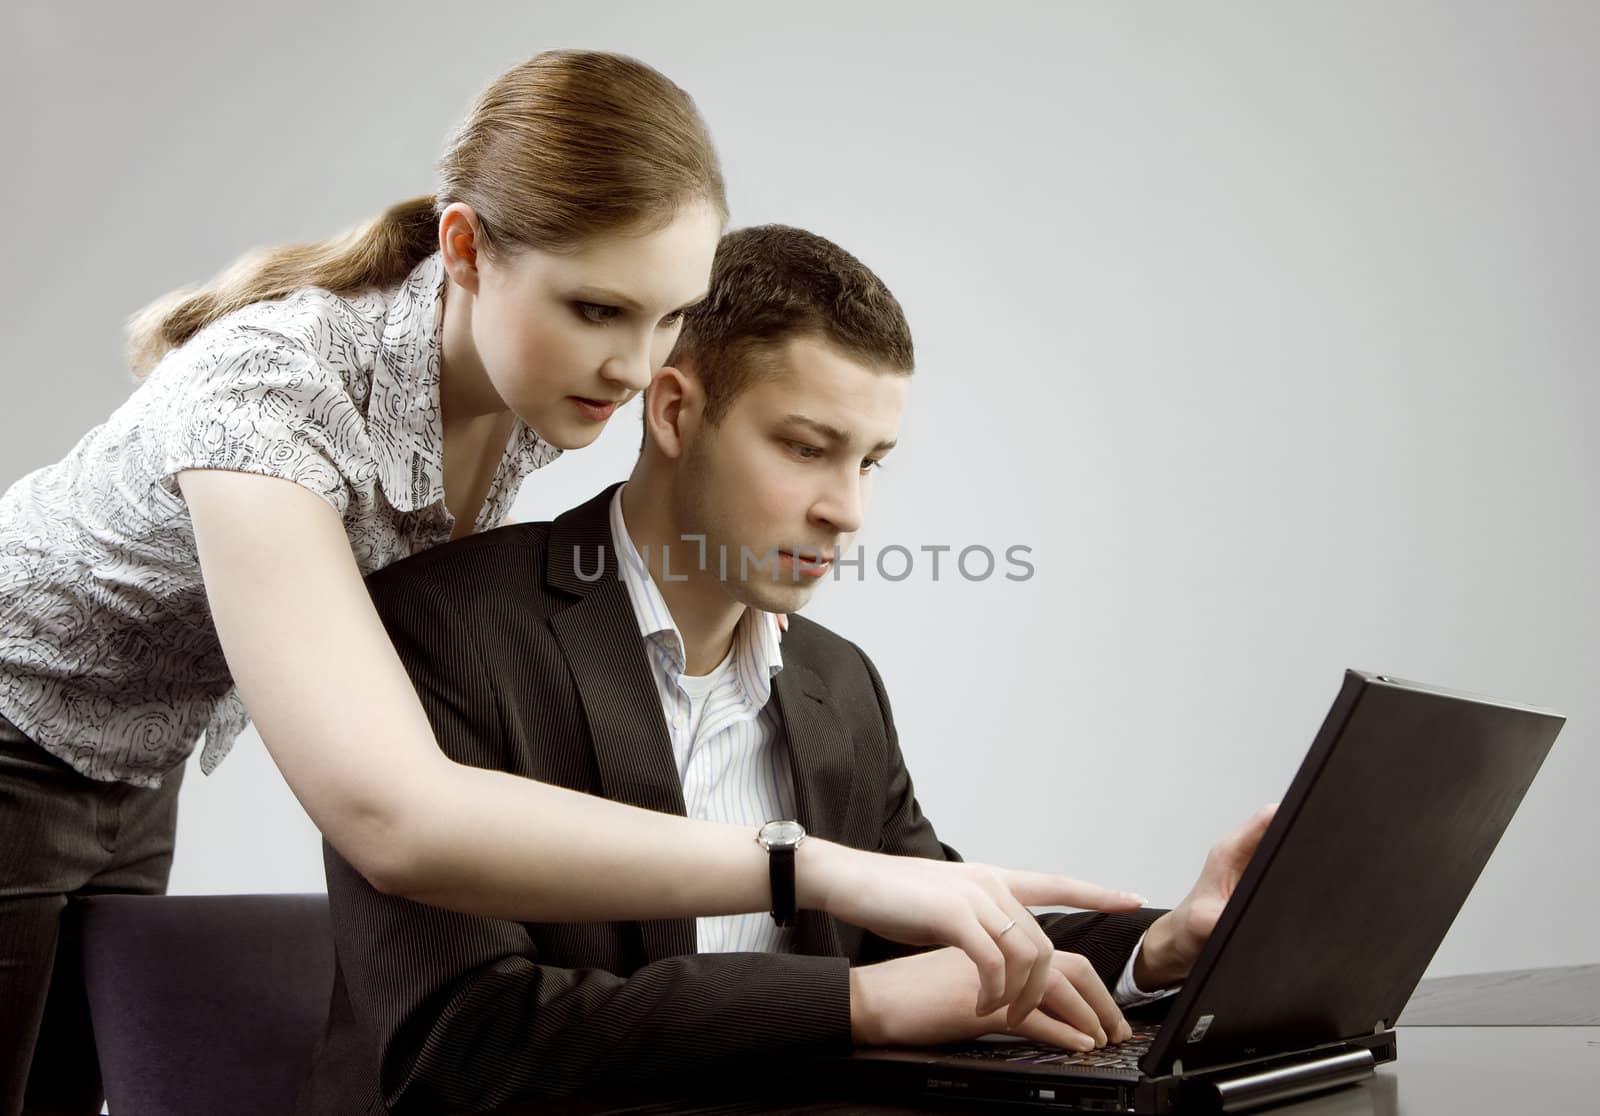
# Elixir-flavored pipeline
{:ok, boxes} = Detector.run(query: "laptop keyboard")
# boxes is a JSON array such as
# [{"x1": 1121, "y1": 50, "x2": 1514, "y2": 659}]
[{"x1": 957, "y1": 1025, "x2": 1160, "y2": 1071}]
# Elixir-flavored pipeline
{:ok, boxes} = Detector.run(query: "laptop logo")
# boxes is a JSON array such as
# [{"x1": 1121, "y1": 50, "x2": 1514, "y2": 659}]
[{"x1": 1186, "y1": 1014, "x2": 1215, "y2": 1043}]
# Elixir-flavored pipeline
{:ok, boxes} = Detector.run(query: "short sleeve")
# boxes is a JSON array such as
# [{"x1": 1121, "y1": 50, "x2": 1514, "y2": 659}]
[{"x1": 154, "y1": 321, "x2": 369, "y2": 519}]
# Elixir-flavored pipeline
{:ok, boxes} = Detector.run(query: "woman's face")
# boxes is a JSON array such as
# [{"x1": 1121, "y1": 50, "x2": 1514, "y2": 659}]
[{"x1": 463, "y1": 200, "x2": 722, "y2": 450}]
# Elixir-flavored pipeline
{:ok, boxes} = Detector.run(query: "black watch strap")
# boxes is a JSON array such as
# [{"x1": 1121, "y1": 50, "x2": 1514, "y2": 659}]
[
  {"x1": 756, "y1": 820, "x2": 805, "y2": 927},
  {"x1": 768, "y1": 844, "x2": 797, "y2": 927}
]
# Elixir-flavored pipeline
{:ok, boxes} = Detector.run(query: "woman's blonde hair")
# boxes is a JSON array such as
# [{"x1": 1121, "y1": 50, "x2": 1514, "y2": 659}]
[{"x1": 126, "y1": 50, "x2": 727, "y2": 378}]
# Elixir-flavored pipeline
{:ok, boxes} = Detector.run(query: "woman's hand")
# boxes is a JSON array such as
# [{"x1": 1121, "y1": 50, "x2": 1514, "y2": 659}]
[{"x1": 801, "y1": 841, "x2": 1146, "y2": 1028}]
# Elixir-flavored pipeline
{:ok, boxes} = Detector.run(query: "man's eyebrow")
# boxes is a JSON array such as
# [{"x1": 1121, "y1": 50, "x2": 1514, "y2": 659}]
[
  {"x1": 574, "y1": 287, "x2": 709, "y2": 314},
  {"x1": 782, "y1": 413, "x2": 898, "y2": 454}
]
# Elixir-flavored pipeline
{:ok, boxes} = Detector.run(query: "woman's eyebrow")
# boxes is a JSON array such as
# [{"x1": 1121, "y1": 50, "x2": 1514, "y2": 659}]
[{"x1": 573, "y1": 286, "x2": 709, "y2": 314}]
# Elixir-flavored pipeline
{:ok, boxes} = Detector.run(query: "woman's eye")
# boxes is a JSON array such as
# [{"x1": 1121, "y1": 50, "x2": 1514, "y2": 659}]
[
  {"x1": 860, "y1": 458, "x2": 884, "y2": 474},
  {"x1": 576, "y1": 302, "x2": 621, "y2": 324},
  {"x1": 790, "y1": 443, "x2": 822, "y2": 460},
  {"x1": 660, "y1": 308, "x2": 686, "y2": 327}
]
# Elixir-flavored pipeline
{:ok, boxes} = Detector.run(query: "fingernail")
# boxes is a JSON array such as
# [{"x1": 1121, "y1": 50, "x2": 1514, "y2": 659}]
[{"x1": 1128, "y1": 893, "x2": 1150, "y2": 906}]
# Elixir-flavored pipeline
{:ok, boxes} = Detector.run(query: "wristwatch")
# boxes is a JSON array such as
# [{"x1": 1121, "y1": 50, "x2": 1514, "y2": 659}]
[{"x1": 755, "y1": 819, "x2": 807, "y2": 926}]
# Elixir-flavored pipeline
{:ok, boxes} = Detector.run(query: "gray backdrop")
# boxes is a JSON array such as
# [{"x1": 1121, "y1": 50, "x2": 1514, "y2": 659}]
[{"x1": 3, "y1": 1, "x2": 1594, "y2": 978}]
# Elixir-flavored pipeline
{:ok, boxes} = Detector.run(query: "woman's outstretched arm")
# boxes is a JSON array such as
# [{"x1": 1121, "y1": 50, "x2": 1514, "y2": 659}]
[{"x1": 179, "y1": 468, "x2": 1144, "y2": 1020}]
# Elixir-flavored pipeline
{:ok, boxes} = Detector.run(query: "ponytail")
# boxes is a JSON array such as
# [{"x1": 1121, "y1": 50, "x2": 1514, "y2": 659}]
[
  {"x1": 125, "y1": 194, "x2": 439, "y2": 379},
  {"x1": 126, "y1": 50, "x2": 727, "y2": 380}
]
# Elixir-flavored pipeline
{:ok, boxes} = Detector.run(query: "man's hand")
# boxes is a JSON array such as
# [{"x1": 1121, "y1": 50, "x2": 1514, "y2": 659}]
[
  {"x1": 849, "y1": 946, "x2": 1133, "y2": 1051},
  {"x1": 1135, "y1": 804, "x2": 1278, "y2": 991}
]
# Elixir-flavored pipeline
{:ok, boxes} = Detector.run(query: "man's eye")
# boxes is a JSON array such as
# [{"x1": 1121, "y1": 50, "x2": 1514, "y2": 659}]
[
  {"x1": 576, "y1": 302, "x2": 621, "y2": 324},
  {"x1": 860, "y1": 458, "x2": 884, "y2": 474},
  {"x1": 790, "y1": 443, "x2": 823, "y2": 460}
]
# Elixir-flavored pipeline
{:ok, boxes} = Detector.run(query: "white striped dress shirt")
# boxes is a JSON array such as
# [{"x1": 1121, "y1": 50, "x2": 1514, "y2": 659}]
[{"x1": 609, "y1": 486, "x2": 796, "y2": 954}]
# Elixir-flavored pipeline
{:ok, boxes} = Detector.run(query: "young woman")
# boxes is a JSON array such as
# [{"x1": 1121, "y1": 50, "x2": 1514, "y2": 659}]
[{"x1": 0, "y1": 49, "x2": 1142, "y2": 1115}]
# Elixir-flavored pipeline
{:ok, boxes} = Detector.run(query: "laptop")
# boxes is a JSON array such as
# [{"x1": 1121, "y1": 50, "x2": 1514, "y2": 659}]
[{"x1": 832, "y1": 669, "x2": 1565, "y2": 1113}]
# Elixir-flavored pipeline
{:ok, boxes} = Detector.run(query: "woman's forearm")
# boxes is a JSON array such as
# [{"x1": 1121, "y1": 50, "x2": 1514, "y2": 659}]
[
  {"x1": 373, "y1": 758, "x2": 811, "y2": 921},
  {"x1": 185, "y1": 469, "x2": 1143, "y2": 1024}
]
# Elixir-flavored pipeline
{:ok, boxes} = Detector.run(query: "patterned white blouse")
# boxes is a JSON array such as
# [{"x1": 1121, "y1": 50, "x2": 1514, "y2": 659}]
[{"x1": 0, "y1": 253, "x2": 560, "y2": 787}]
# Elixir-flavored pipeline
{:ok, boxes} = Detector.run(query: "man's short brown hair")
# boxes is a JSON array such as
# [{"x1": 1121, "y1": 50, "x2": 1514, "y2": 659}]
[{"x1": 667, "y1": 225, "x2": 914, "y2": 423}]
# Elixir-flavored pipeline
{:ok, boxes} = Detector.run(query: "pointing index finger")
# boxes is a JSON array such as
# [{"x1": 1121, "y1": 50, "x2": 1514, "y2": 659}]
[{"x1": 997, "y1": 869, "x2": 1148, "y2": 912}]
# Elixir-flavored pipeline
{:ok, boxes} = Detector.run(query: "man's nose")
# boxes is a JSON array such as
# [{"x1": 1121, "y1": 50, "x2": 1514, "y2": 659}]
[{"x1": 812, "y1": 472, "x2": 864, "y2": 536}]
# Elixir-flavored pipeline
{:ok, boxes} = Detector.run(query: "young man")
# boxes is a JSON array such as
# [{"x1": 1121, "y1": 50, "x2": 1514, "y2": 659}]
[{"x1": 297, "y1": 226, "x2": 1271, "y2": 1114}]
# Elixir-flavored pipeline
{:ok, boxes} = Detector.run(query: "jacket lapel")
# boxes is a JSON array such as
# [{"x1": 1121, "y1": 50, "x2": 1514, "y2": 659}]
[
  {"x1": 546, "y1": 486, "x2": 696, "y2": 963},
  {"x1": 773, "y1": 660, "x2": 865, "y2": 957}
]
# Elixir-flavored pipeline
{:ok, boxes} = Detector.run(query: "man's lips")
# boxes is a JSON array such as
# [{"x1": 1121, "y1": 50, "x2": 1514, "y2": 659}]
[
  {"x1": 776, "y1": 549, "x2": 834, "y2": 579},
  {"x1": 777, "y1": 548, "x2": 835, "y2": 563}
]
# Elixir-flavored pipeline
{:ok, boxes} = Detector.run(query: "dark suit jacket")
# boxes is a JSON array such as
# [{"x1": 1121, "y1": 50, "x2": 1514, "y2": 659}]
[{"x1": 297, "y1": 485, "x2": 1163, "y2": 1115}]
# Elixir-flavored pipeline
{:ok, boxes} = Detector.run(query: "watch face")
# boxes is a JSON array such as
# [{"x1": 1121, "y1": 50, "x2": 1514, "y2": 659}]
[{"x1": 760, "y1": 820, "x2": 806, "y2": 848}]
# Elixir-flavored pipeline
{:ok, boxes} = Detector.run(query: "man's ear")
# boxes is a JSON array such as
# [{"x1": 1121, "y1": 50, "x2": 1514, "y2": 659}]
[
  {"x1": 642, "y1": 365, "x2": 704, "y2": 461},
  {"x1": 438, "y1": 203, "x2": 485, "y2": 295}
]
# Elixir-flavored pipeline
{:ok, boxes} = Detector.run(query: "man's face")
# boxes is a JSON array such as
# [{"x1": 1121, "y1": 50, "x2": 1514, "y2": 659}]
[{"x1": 674, "y1": 334, "x2": 908, "y2": 615}]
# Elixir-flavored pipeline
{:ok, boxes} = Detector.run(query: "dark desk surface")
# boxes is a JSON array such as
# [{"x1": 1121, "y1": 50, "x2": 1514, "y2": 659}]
[
  {"x1": 488, "y1": 967, "x2": 1600, "y2": 1115},
  {"x1": 1397, "y1": 963, "x2": 1600, "y2": 1026}
]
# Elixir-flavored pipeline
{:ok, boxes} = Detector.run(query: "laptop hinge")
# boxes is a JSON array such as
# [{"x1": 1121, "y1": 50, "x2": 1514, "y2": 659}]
[{"x1": 1206, "y1": 1047, "x2": 1375, "y2": 1112}]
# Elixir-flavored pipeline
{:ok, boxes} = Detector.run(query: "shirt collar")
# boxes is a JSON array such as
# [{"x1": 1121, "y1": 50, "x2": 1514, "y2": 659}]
[
  {"x1": 369, "y1": 251, "x2": 560, "y2": 513},
  {"x1": 608, "y1": 484, "x2": 784, "y2": 707}
]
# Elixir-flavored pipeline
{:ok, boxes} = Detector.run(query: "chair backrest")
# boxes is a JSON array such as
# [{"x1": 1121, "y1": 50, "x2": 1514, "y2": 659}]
[{"x1": 75, "y1": 892, "x2": 334, "y2": 1116}]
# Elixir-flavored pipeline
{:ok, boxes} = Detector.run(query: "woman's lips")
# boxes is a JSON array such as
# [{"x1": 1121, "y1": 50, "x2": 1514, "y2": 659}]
[{"x1": 570, "y1": 397, "x2": 619, "y2": 422}]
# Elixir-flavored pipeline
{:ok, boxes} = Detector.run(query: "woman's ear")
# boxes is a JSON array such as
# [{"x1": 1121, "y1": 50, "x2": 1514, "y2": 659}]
[
  {"x1": 641, "y1": 365, "x2": 704, "y2": 461},
  {"x1": 438, "y1": 203, "x2": 484, "y2": 294}
]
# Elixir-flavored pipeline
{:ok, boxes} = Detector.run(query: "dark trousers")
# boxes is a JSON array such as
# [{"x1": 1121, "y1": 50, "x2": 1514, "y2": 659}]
[{"x1": 0, "y1": 713, "x2": 184, "y2": 1116}]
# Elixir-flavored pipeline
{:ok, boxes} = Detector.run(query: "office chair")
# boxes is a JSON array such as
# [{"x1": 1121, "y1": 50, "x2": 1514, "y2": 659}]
[{"x1": 74, "y1": 892, "x2": 335, "y2": 1116}]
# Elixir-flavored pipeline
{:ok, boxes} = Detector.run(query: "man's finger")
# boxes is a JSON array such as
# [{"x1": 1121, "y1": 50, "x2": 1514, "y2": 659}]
[
  {"x1": 1016, "y1": 998, "x2": 1098, "y2": 1053},
  {"x1": 1036, "y1": 967, "x2": 1106, "y2": 1046},
  {"x1": 1221, "y1": 803, "x2": 1279, "y2": 862}
]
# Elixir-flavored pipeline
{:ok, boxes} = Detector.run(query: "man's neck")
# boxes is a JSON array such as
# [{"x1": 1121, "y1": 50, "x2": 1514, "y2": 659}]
[{"x1": 619, "y1": 478, "x2": 745, "y2": 676}]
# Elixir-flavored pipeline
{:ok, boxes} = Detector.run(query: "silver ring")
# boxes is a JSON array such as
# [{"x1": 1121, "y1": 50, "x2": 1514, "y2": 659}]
[{"x1": 996, "y1": 918, "x2": 1018, "y2": 938}]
